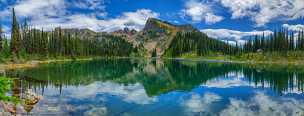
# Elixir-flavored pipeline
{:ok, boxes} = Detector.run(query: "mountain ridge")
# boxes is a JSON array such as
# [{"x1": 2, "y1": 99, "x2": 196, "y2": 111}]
[{"x1": 47, "y1": 18, "x2": 211, "y2": 57}]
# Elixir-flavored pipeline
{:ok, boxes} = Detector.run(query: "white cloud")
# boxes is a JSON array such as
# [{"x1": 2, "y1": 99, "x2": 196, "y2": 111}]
[
  {"x1": 182, "y1": 0, "x2": 223, "y2": 24},
  {"x1": 13, "y1": 0, "x2": 65, "y2": 17},
  {"x1": 201, "y1": 29, "x2": 273, "y2": 44},
  {"x1": 27, "y1": 9, "x2": 159, "y2": 32},
  {"x1": 181, "y1": 0, "x2": 304, "y2": 26},
  {"x1": 0, "y1": 25, "x2": 10, "y2": 38},
  {"x1": 220, "y1": 92, "x2": 304, "y2": 116},
  {"x1": 220, "y1": 0, "x2": 304, "y2": 26},
  {"x1": 220, "y1": 0, "x2": 259, "y2": 19},
  {"x1": 0, "y1": 0, "x2": 159, "y2": 32},
  {"x1": 100, "y1": 9, "x2": 159, "y2": 32},
  {"x1": 283, "y1": 24, "x2": 304, "y2": 31}
]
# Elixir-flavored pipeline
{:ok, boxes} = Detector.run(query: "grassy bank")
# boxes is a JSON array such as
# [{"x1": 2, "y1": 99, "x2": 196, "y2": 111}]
[{"x1": 176, "y1": 51, "x2": 304, "y2": 65}]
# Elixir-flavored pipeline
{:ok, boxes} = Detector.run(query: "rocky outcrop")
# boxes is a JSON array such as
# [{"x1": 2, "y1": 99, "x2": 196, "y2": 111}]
[{"x1": 139, "y1": 18, "x2": 199, "y2": 57}]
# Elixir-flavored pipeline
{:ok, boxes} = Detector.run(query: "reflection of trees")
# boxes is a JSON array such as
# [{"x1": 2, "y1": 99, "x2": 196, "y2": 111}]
[
  {"x1": 6, "y1": 59, "x2": 137, "y2": 88},
  {"x1": 0, "y1": 78, "x2": 19, "y2": 115},
  {"x1": 243, "y1": 66, "x2": 304, "y2": 94},
  {"x1": 1, "y1": 78, "x2": 42, "y2": 115},
  {"x1": 166, "y1": 61, "x2": 241, "y2": 90},
  {"x1": 133, "y1": 60, "x2": 242, "y2": 96},
  {"x1": 5, "y1": 59, "x2": 304, "y2": 97}
]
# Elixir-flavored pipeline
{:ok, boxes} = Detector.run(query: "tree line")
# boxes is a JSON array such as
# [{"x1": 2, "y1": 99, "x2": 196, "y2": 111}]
[
  {"x1": 164, "y1": 31, "x2": 240, "y2": 57},
  {"x1": 1, "y1": 8, "x2": 304, "y2": 60},
  {"x1": 244, "y1": 30, "x2": 304, "y2": 53},
  {"x1": 0, "y1": 8, "x2": 136, "y2": 61},
  {"x1": 165, "y1": 29, "x2": 304, "y2": 57}
]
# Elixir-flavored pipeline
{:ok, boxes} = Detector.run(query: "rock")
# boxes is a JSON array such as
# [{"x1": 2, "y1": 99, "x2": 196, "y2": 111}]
[
  {"x1": 84, "y1": 107, "x2": 107, "y2": 116},
  {"x1": 23, "y1": 89, "x2": 43, "y2": 113}
]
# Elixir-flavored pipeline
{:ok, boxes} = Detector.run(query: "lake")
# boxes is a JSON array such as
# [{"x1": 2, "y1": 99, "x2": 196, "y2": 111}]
[{"x1": 1, "y1": 58, "x2": 304, "y2": 116}]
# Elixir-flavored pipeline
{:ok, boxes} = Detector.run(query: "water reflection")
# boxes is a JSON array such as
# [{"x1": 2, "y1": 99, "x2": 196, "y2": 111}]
[{"x1": 1, "y1": 59, "x2": 304, "y2": 115}]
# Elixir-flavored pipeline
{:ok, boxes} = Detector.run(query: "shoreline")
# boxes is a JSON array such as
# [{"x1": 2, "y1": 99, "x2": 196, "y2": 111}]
[
  {"x1": 1, "y1": 56, "x2": 304, "y2": 71},
  {"x1": 166, "y1": 57, "x2": 304, "y2": 66},
  {"x1": 0, "y1": 58, "x2": 95, "y2": 71}
]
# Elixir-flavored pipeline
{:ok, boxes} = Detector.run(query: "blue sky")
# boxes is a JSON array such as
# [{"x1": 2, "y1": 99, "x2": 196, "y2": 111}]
[{"x1": 0, "y1": 0, "x2": 304, "y2": 42}]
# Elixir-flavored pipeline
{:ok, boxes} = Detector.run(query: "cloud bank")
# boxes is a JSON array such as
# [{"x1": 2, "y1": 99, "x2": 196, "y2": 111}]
[
  {"x1": 201, "y1": 29, "x2": 273, "y2": 44},
  {"x1": 181, "y1": 0, "x2": 304, "y2": 26},
  {"x1": 220, "y1": 0, "x2": 304, "y2": 26},
  {"x1": 283, "y1": 24, "x2": 304, "y2": 31},
  {"x1": 0, "y1": 0, "x2": 159, "y2": 32}
]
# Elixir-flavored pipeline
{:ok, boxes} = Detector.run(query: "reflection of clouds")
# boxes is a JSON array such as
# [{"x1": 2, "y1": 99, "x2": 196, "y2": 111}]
[
  {"x1": 220, "y1": 92, "x2": 304, "y2": 116},
  {"x1": 182, "y1": 92, "x2": 221, "y2": 115},
  {"x1": 27, "y1": 81, "x2": 155, "y2": 115},
  {"x1": 203, "y1": 72, "x2": 249, "y2": 88},
  {"x1": 64, "y1": 81, "x2": 155, "y2": 105},
  {"x1": 203, "y1": 72, "x2": 303, "y2": 94}
]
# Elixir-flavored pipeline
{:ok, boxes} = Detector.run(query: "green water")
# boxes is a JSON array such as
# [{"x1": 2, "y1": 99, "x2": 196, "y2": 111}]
[{"x1": 1, "y1": 59, "x2": 304, "y2": 116}]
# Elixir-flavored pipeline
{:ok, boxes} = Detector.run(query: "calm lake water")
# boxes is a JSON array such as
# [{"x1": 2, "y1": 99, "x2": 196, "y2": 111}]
[{"x1": 1, "y1": 59, "x2": 304, "y2": 116}]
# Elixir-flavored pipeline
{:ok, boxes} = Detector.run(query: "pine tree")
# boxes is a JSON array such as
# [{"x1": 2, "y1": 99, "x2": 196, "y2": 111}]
[
  {"x1": 2, "y1": 38, "x2": 10, "y2": 57},
  {"x1": 10, "y1": 8, "x2": 22, "y2": 59},
  {"x1": 152, "y1": 48, "x2": 157, "y2": 57},
  {"x1": 0, "y1": 23, "x2": 3, "y2": 51}
]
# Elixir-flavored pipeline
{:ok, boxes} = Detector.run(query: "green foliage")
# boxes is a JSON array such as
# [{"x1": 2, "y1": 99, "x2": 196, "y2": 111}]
[
  {"x1": 0, "y1": 23, "x2": 3, "y2": 51},
  {"x1": 8, "y1": 59, "x2": 304, "y2": 96},
  {"x1": 0, "y1": 9, "x2": 138, "y2": 62},
  {"x1": 164, "y1": 31, "x2": 239, "y2": 57},
  {"x1": 0, "y1": 77, "x2": 18, "y2": 103},
  {"x1": 10, "y1": 8, "x2": 21, "y2": 59},
  {"x1": 151, "y1": 48, "x2": 157, "y2": 57},
  {"x1": 17, "y1": 20, "x2": 136, "y2": 59},
  {"x1": 3, "y1": 8, "x2": 304, "y2": 61},
  {"x1": 0, "y1": 38, "x2": 11, "y2": 62},
  {"x1": 244, "y1": 29, "x2": 304, "y2": 53}
]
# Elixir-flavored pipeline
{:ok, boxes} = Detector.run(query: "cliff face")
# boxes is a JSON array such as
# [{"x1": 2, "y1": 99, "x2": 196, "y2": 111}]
[{"x1": 139, "y1": 18, "x2": 198, "y2": 57}]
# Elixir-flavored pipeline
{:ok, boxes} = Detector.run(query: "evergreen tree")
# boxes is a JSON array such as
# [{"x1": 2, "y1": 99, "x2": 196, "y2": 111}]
[
  {"x1": 10, "y1": 8, "x2": 22, "y2": 58},
  {"x1": 0, "y1": 23, "x2": 3, "y2": 51},
  {"x1": 152, "y1": 48, "x2": 157, "y2": 57},
  {"x1": 2, "y1": 38, "x2": 10, "y2": 57}
]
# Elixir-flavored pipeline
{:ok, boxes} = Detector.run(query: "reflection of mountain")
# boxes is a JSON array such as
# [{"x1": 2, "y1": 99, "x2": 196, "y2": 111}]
[{"x1": 6, "y1": 59, "x2": 304, "y2": 96}]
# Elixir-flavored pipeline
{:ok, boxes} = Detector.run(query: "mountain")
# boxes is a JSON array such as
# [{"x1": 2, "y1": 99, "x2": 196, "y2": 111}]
[
  {"x1": 143, "y1": 18, "x2": 197, "y2": 33},
  {"x1": 49, "y1": 18, "x2": 225, "y2": 57},
  {"x1": 138, "y1": 18, "x2": 198, "y2": 57},
  {"x1": 54, "y1": 27, "x2": 98, "y2": 39}
]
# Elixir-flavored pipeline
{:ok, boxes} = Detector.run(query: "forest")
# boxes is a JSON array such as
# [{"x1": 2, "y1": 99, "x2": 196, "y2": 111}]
[
  {"x1": 243, "y1": 30, "x2": 304, "y2": 53},
  {"x1": 0, "y1": 9, "x2": 136, "y2": 62},
  {"x1": 1, "y1": 8, "x2": 304, "y2": 62},
  {"x1": 164, "y1": 30, "x2": 239, "y2": 57},
  {"x1": 164, "y1": 29, "x2": 304, "y2": 58}
]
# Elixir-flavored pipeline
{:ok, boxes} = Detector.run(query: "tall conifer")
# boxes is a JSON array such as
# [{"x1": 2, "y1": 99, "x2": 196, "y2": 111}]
[{"x1": 10, "y1": 8, "x2": 21, "y2": 58}]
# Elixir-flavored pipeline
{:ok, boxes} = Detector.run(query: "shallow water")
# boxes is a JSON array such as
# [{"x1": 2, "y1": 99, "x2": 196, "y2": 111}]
[{"x1": 1, "y1": 59, "x2": 304, "y2": 116}]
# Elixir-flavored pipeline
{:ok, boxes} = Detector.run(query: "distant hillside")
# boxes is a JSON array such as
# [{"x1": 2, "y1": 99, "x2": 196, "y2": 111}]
[
  {"x1": 47, "y1": 18, "x2": 232, "y2": 57},
  {"x1": 53, "y1": 27, "x2": 98, "y2": 39},
  {"x1": 138, "y1": 18, "x2": 199, "y2": 57}
]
